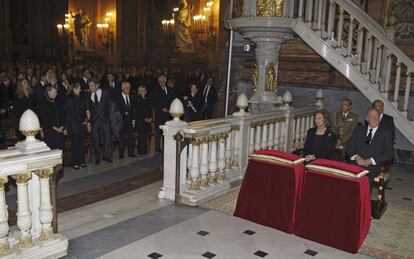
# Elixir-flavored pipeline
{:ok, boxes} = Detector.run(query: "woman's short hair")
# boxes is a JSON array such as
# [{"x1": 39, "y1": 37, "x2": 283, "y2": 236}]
[{"x1": 314, "y1": 109, "x2": 331, "y2": 127}]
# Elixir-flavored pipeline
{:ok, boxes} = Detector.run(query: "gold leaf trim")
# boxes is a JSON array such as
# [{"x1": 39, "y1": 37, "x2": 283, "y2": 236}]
[{"x1": 305, "y1": 164, "x2": 369, "y2": 179}]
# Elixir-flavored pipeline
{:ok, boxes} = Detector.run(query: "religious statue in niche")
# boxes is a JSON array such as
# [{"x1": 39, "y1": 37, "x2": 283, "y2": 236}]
[
  {"x1": 174, "y1": 0, "x2": 195, "y2": 53},
  {"x1": 257, "y1": 0, "x2": 284, "y2": 17},
  {"x1": 232, "y1": 0, "x2": 244, "y2": 18},
  {"x1": 387, "y1": 0, "x2": 414, "y2": 39},
  {"x1": 252, "y1": 63, "x2": 258, "y2": 92},
  {"x1": 70, "y1": 8, "x2": 92, "y2": 49},
  {"x1": 265, "y1": 63, "x2": 276, "y2": 92}
]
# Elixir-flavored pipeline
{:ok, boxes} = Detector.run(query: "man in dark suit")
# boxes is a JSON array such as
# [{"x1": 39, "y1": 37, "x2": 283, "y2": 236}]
[
  {"x1": 33, "y1": 71, "x2": 48, "y2": 110},
  {"x1": 373, "y1": 99, "x2": 396, "y2": 141},
  {"x1": 102, "y1": 72, "x2": 121, "y2": 101},
  {"x1": 116, "y1": 82, "x2": 136, "y2": 159},
  {"x1": 201, "y1": 76, "x2": 218, "y2": 120},
  {"x1": 136, "y1": 85, "x2": 152, "y2": 154},
  {"x1": 346, "y1": 108, "x2": 394, "y2": 191},
  {"x1": 86, "y1": 78, "x2": 113, "y2": 164},
  {"x1": 78, "y1": 68, "x2": 91, "y2": 92},
  {"x1": 152, "y1": 75, "x2": 173, "y2": 152}
]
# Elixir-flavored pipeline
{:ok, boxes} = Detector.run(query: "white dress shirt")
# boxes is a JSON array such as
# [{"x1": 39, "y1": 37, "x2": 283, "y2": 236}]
[
  {"x1": 122, "y1": 93, "x2": 130, "y2": 107},
  {"x1": 90, "y1": 89, "x2": 102, "y2": 103},
  {"x1": 203, "y1": 85, "x2": 211, "y2": 103},
  {"x1": 350, "y1": 125, "x2": 379, "y2": 165}
]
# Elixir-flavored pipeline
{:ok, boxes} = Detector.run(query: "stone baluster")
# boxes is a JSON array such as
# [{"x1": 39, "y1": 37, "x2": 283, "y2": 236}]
[
  {"x1": 295, "y1": 116, "x2": 301, "y2": 150},
  {"x1": 337, "y1": 7, "x2": 344, "y2": 48},
  {"x1": 36, "y1": 168, "x2": 55, "y2": 241},
  {"x1": 261, "y1": 121, "x2": 268, "y2": 150},
  {"x1": 364, "y1": 34, "x2": 372, "y2": 74},
  {"x1": 316, "y1": 0, "x2": 323, "y2": 31},
  {"x1": 374, "y1": 45, "x2": 383, "y2": 84},
  {"x1": 298, "y1": 0, "x2": 304, "y2": 18},
  {"x1": 209, "y1": 136, "x2": 218, "y2": 183},
  {"x1": 0, "y1": 177, "x2": 9, "y2": 256},
  {"x1": 356, "y1": 25, "x2": 364, "y2": 66},
  {"x1": 327, "y1": 0, "x2": 336, "y2": 39},
  {"x1": 312, "y1": 0, "x2": 319, "y2": 28},
  {"x1": 249, "y1": 124, "x2": 255, "y2": 154},
  {"x1": 393, "y1": 62, "x2": 402, "y2": 104},
  {"x1": 403, "y1": 71, "x2": 412, "y2": 114},
  {"x1": 189, "y1": 139, "x2": 200, "y2": 190},
  {"x1": 321, "y1": 0, "x2": 327, "y2": 31},
  {"x1": 217, "y1": 134, "x2": 226, "y2": 181},
  {"x1": 225, "y1": 132, "x2": 232, "y2": 172},
  {"x1": 306, "y1": 0, "x2": 314, "y2": 25},
  {"x1": 300, "y1": 115, "x2": 307, "y2": 149},
  {"x1": 187, "y1": 143, "x2": 193, "y2": 182},
  {"x1": 347, "y1": 16, "x2": 354, "y2": 57},
  {"x1": 267, "y1": 120, "x2": 274, "y2": 149},
  {"x1": 199, "y1": 137, "x2": 209, "y2": 188},
  {"x1": 232, "y1": 126, "x2": 240, "y2": 168},
  {"x1": 281, "y1": 119, "x2": 288, "y2": 151},
  {"x1": 383, "y1": 51, "x2": 392, "y2": 97},
  {"x1": 274, "y1": 119, "x2": 280, "y2": 149},
  {"x1": 255, "y1": 122, "x2": 262, "y2": 151},
  {"x1": 12, "y1": 173, "x2": 33, "y2": 248}
]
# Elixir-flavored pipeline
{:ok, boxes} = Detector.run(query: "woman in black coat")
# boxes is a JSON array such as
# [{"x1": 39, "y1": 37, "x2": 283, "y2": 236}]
[
  {"x1": 14, "y1": 78, "x2": 35, "y2": 119},
  {"x1": 65, "y1": 83, "x2": 87, "y2": 169},
  {"x1": 182, "y1": 83, "x2": 203, "y2": 122},
  {"x1": 303, "y1": 110, "x2": 337, "y2": 162},
  {"x1": 38, "y1": 85, "x2": 65, "y2": 150},
  {"x1": 136, "y1": 85, "x2": 153, "y2": 155}
]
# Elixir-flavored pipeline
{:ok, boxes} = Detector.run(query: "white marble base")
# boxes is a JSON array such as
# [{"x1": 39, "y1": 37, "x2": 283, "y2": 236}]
[
  {"x1": 180, "y1": 169, "x2": 243, "y2": 206},
  {"x1": 4, "y1": 233, "x2": 68, "y2": 259}
]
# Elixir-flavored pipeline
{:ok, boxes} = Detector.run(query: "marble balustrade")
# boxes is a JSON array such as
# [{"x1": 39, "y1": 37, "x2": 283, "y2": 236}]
[{"x1": 160, "y1": 105, "x2": 318, "y2": 206}]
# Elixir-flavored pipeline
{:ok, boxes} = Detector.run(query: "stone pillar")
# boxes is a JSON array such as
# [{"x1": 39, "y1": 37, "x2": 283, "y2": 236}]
[
  {"x1": 36, "y1": 168, "x2": 54, "y2": 241},
  {"x1": 0, "y1": 176, "x2": 9, "y2": 256},
  {"x1": 13, "y1": 173, "x2": 33, "y2": 249}
]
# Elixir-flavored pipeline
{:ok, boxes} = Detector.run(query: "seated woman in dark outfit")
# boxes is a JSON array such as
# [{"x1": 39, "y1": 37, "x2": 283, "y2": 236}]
[{"x1": 303, "y1": 110, "x2": 337, "y2": 162}]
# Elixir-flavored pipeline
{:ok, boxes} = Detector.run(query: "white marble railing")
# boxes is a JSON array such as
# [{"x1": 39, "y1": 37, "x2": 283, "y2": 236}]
[
  {"x1": 0, "y1": 110, "x2": 68, "y2": 258},
  {"x1": 159, "y1": 100, "x2": 318, "y2": 206}
]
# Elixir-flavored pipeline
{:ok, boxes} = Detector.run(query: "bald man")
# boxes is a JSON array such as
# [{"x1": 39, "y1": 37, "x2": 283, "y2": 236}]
[{"x1": 346, "y1": 108, "x2": 394, "y2": 190}]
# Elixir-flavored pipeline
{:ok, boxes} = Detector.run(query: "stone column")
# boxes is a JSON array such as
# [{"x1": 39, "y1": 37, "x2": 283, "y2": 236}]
[
  {"x1": 0, "y1": 177, "x2": 9, "y2": 256},
  {"x1": 36, "y1": 168, "x2": 55, "y2": 241},
  {"x1": 13, "y1": 173, "x2": 33, "y2": 248}
]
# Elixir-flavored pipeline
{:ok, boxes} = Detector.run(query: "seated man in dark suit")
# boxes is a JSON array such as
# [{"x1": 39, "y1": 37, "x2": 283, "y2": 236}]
[
  {"x1": 372, "y1": 99, "x2": 396, "y2": 142},
  {"x1": 346, "y1": 108, "x2": 394, "y2": 191}
]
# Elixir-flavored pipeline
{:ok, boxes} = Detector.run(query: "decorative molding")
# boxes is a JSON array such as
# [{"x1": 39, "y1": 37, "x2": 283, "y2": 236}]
[
  {"x1": 12, "y1": 173, "x2": 32, "y2": 184},
  {"x1": 386, "y1": 0, "x2": 414, "y2": 39}
]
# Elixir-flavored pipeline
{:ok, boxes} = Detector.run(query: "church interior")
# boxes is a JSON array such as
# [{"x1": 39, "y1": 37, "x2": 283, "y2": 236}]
[{"x1": 0, "y1": 0, "x2": 413, "y2": 258}]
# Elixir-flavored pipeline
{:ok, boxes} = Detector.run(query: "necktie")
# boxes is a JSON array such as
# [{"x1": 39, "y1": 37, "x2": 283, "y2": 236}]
[
  {"x1": 342, "y1": 114, "x2": 346, "y2": 120},
  {"x1": 366, "y1": 128, "x2": 373, "y2": 144},
  {"x1": 126, "y1": 95, "x2": 130, "y2": 109},
  {"x1": 94, "y1": 92, "x2": 98, "y2": 104},
  {"x1": 163, "y1": 87, "x2": 167, "y2": 95},
  {"x1": 204, "y1": 85, "x2": 210, "y2": 103}
]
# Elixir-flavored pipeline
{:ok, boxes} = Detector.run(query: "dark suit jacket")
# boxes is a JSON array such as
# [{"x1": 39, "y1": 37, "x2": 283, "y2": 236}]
[
  {"x1": 86, "y1": 90, "x2": 111, "y2": 124},
  {"x1": 380, "y1": 114, "x2": 395, "y2": 140},
  {"x1": 184, "y1": 92, "x2": 203, "y2": 122},
  {"x1": 77, "y1": 77, "x2": 89, "y2": 92},
  {"x1": 152, "y1": 86, "x2": 173, "y2": 125},
  {"x1": 65, "y1": 95, "x2": 86, "y2": 135},
  {"x1": 102, "y1": 82, "x2": 122, "y2": 101},
  {"x1": 33, "y1": 82, "x2": 48, "y2": 109},
  {"x1": 303, "y1": 127, "x2": 337, "y2": 159},
  {"x1": 201, "y1": 84, "x2": 218, "y2": 111},
  {"x1": 115, "y1": 93, "x2": 136, "y2": 128},
  {"x1": 346, "y1": 125, "x2": 394, "y2": 166},
  {"x1": 136, "y1": 95, "x2": 152, "y2": 134},
  {"x1": 14, "y1": 94, "x2": 34, "y2": 119}
]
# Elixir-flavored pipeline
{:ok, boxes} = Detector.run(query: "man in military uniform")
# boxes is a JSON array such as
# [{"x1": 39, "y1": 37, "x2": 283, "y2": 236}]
[{"x1": 332, "y1": 98, "x2": 359, "y2": 160}]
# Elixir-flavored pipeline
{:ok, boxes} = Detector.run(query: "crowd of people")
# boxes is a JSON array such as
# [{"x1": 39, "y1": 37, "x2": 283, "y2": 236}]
[
  {"x1": 0, "y1": 61, "x2": 218, "y2": 169},
  {"x1": 303, "y1": 98, "x2": 395, "y2": 190}
]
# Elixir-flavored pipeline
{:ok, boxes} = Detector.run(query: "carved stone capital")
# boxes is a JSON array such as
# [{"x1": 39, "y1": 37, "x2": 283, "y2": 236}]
[
  {"x1": 12, "y1": 173, "x2": 32, "y2": 184},
  {"x1": 0, "y1": 177, "x2": 8, "y2": 189},
  {"x1": 36, "y1": 168, "x2": 54, "y2": 179}
]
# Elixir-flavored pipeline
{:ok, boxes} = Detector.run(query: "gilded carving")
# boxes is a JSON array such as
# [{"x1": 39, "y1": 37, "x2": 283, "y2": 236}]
[
  {"x1": 36, "y1": 168, "x2": 54, "y2": 179},
  {"x1": 265, "y1": 63, "x2": 276, "y2": 91},
  {"x1": 0, "y1": 177, "x2": 8, "y2": 188},
  {"x1": 19, "y1": 235, "x2": 32, "y2": 249},
  {"x1": 252, "y1": 63, "x2": 258, "y2": 92},
  {"x1": 40, "y1": 228, "x2": 54, "y2": 241},
  {"x1": 257, "y1": 0, "x2": 284, "y2": 17},
  {"x1": 12, "y1": 173, "x2": 32, "y2": 184},
  {"x1": 387, "y1": 0, "x2": 414, "y2": 39},
  {"x1": 0, "y1": 242, "x2": 10, "y2": 256},
  {"x1": 232, "y1": 0, "x2": 244, "y2": 18}
]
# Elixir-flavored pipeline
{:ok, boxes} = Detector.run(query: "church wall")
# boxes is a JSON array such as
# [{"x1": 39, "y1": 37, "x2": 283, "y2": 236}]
[{"x1": 0, "y1": 0, "x2": 10, "y2": 59}]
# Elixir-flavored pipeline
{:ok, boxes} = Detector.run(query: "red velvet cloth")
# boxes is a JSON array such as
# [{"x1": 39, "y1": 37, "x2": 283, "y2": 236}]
[
  {"x1": 255, "y1": 149, "x2": 303, "y2": 161},
  {"x1": 294, "y1": 160, "x2": 371, "y2": 253},
  {"x1": 234, "y1": 151, "x2": 304, "y2": 233}
]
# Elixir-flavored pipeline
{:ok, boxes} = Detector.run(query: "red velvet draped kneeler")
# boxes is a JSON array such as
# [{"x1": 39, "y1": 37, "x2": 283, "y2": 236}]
[
  {"x1": 234, "y1": 150, "x2": 305, "y2": 233},
  {"x1": 294, "y1": 159, "x2": 371, "y2": 253}
]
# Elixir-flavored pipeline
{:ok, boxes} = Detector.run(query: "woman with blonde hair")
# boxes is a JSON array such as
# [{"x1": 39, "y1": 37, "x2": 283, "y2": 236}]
[{"x1": 14, "y1": 78, "x2": 34, "y2": 119}]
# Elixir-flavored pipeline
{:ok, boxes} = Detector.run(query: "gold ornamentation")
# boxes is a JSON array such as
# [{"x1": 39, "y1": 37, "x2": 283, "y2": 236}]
[
  {"x1": 257, "y1": 0, "x2": 284, "y2": 17},
  {"x1": 0, "y1": 242, "x2": 10, "y2": 256},
  {"x1": 232, "y1": 0, "x2": 244, "y2": 18},
  {"x1": 40, "y1": 228, "x2": 54, "y2": 241},
  {"x1": 12, "y1": 173, "x2": 32, "y2": 184},
  {"x1": 200, "y1": 178, "x2": 208, "y2": 187},
  {"x1": 396, "y1": 62, "x2": 401, "y2": 67},
  {"x1": 208, "y1": 174, "x2": 217, "y2": 184},
  {"x1": 232, "y1": 160, "x2": 240, "y2": 167},
  {"x1": 189, "y1": 180, "x2": 200, "y2": 190},
  {"x1": 19, "y1": 234, "x2": 32, "y2": 249},
  {"x1": 36, "y1": 168, "x2": 54, "y2": 179},
  {"x1": 339, "y1": 7, "x2": 344, "y2": 15},
  {"x1": 265, "y1": 63, "x2": 276, "y2": 92},
  {"x1": 0, "y1": 177, "x2": 8, "y2": 189},
  {"x1": 217, "y1": 172, "x2": 225, "y2": 181},
  {"x1": 252, "y1": 63, "x2": 258, "y2": 92},
  {"x1": 231, "y1": 125, "x2": 240, "y2": 131},
  {"x1": 170, "y1": 112, "x2": 184, "y2": 118},
  {"x1": 20, "y1": 130, "x2": 39, "y2": 137}
]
